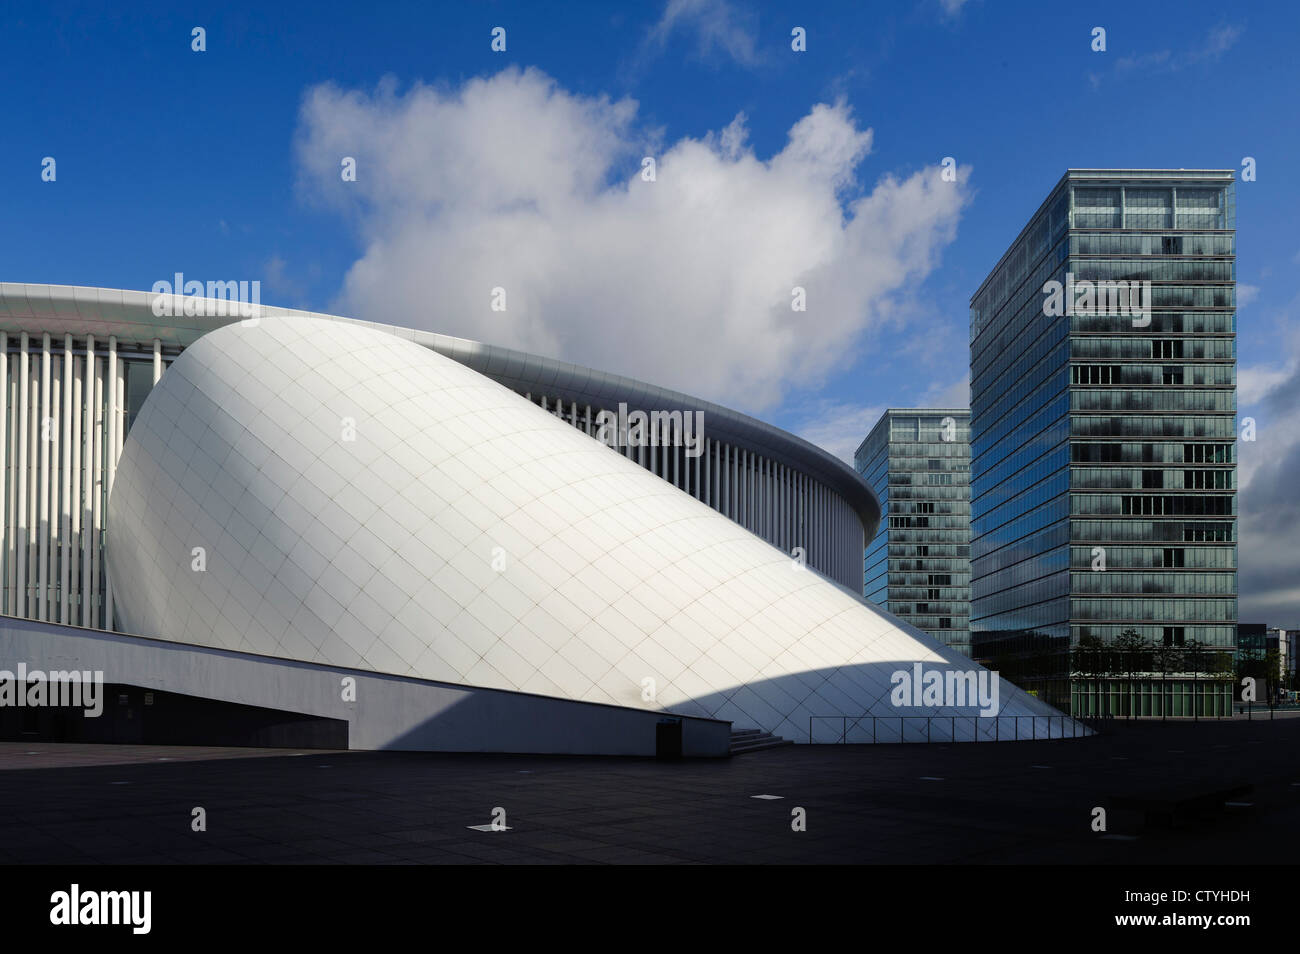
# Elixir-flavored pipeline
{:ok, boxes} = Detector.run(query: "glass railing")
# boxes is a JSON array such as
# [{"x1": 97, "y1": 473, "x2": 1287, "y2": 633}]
[{"x1": 807, "y1": 714, "x2": 1098, "y2": 744}]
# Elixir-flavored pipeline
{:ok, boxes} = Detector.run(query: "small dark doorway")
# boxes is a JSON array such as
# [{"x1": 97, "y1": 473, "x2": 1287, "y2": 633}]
[{"x1": 656, "y1": 717, "x2": 682, "y2": 760}]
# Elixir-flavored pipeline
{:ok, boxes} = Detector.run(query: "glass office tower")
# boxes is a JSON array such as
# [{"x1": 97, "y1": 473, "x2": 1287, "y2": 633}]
[
  {"x1": 969, "y1": 170, "x2": 1237, "y2": 715},
  {"x1": 856, "y1": 409, "x2": 971, "y2": 655}
]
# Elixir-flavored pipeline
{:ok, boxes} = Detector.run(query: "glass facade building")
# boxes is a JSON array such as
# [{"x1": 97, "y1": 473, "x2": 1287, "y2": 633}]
[
  {"x1": 968, "y1": 170, "x2": 1237, "y2": 715},
  {"x1": 856, "y1": 409, "x2": 971, "y2": 655}
]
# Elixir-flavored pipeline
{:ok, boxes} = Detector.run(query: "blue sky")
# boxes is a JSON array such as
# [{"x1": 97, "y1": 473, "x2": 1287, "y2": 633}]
[{"x1": 4, "y1": 1, "x2": 1299, "y2": 618}]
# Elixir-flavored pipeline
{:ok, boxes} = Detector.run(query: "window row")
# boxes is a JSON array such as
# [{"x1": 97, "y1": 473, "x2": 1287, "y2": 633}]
[
  {"x1": 1070, "y1": 520, "x2": 1234, "y2": 543},
  {"x1": 1070, "y1": 441, "x2": 1233, "y2": 464},
  {"x1": 1069, "y1": 597, "x2": 1237, "y2": 621},
  {"x1": 1069, "y1": 545, "x2": 1236, "y2": 569},
  {"x1": 1071, "y1": 259, "x2": 1234, "y2": 282},
  {"x1": 1071, "y1": 233, "x2": 1235, "y2": 256},
  {"x1": 1070, "y1": 494, "x2": 1235, "y2": 517},
  {"x1": 1071, "y1": 416, "x2": 1235, "y2": 438},
  {"x1": 1070, "y1": 571, "x2": 1236, "y2": 595},
  {"x1": 1069, "y1": 468, "x2": 1235, "y2": 491},
  {"x1": 1071, "y1": 388, "x2": 1236, "y2": 412},
  {"x1": 1071, "y1": 334, "x2": 1236, "y2": 361}
]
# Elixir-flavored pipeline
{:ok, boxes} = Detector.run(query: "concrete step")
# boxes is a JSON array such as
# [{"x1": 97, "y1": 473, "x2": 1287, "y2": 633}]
[{"x1": 729, "y1": 729, "x2": 793, "y2": 754}]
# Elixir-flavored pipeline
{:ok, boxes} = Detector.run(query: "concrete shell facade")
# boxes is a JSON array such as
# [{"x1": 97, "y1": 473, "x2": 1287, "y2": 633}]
[
  {"x1": 0, "y1": 283, "x2": 870, "y2": 626},
  {"x1": 106, "y1": 316, "x2": 1070, "y2": 740}
]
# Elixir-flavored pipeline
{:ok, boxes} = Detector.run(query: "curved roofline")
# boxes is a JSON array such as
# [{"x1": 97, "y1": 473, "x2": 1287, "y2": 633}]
[{"x1": 0, "y1": 283, "x2": 879, "y2": 534}]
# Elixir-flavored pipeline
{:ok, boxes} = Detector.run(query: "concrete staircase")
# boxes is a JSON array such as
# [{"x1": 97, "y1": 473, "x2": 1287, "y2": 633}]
[{"x1": 729, "y1": 728, "x2": 794, "y2": 755}]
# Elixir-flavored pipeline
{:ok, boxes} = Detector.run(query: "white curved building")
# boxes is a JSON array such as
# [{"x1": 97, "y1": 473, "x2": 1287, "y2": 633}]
[{"x1": 0, "y1": 283, "x2": 1080, "y2": 753}]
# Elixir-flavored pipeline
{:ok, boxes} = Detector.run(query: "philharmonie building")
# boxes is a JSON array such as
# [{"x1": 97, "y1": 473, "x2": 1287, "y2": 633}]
[{"x1": 0, "y1": 283, "x2": 1079, "y2": 755}]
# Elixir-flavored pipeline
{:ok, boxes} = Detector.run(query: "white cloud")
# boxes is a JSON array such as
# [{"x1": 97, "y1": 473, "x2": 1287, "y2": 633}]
[
  {"x1": 920, "y1": 373, "x2": 969, "y2": 409},
  {"x1": 1201, "y1": 24, "x2": 1244, "y2": 58},
  {"x1": 1238, "y1": 303, "x2": 1300, "y2": 625},
  {"x1": 294, "y1": 67, "x2": 971, "y2": 413},
  {"x1": 646, "y1": 0, "x2": 760, "y2": 66},
  {"x1": 262, "y1": 254, "x2": 306, "y2": 303},
  {"x1": 1238, "y1": 362, "x2": 1292, "y2": 410},
  {"x1": 1101, "y1": 24, "x2": 1243, "y2": 86},
  {"x1": 794, "y1": 401, "x2": 887, "y2": 466},
  {"x1": 792, "y1": 371, "x2": 967, "y2": 467},
  {"x1": 1237, "y1": 283, "x2": 1259, "y2": 308}
]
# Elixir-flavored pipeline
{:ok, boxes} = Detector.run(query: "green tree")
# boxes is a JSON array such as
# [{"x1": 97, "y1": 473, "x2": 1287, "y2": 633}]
[
  {"x1": 1073, "y1": 634, "x2": 1106, "y2": 717},
  {"x1": 1115, "y1": 628, "x2": 1149, "y2": 718}
]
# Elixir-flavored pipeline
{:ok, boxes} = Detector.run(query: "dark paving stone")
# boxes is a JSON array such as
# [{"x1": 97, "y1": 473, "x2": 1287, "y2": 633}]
[{"x1": 0, "y1": 719, "x2": 1297, "y2": 863}]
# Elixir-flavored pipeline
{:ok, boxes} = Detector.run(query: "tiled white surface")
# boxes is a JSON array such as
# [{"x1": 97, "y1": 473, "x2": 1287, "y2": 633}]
[{"x1": 107, "y1": 317, "x2": 1069, "y2": 739}]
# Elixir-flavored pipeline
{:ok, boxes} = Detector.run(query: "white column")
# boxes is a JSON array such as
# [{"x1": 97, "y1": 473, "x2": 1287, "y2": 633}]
[
  {"x1": 702, "y1": 440, "x2": 710, "y2": 506},
  {"x1": 736, "y1": 446, "x2": 741, "y2": 524},
  {"x1": 814, "y1": 482, "x2": 820, "y2": 570},
  {"x1": 723, "y1": 445, "x2": 730, "y2": 518},
  {"x1": 707, "y1": 440, "x2": 713, "y2": 507},
  {"x1": 749, "y1": 453, "x2": 755, "y2": 532},
  {"x1": 697, "y1": 441, "x2": 704, "y2": 500},
  {"x1": 693, "y1": 441, "x2": 700, "y2": 500},
  {"x1": 16, "y1": 335, "x2": 28, "y2": 618},
  {"x1": 764, "y1": 458, "x2": 770, "y2": 541},
  {"x1": 48, "y1": 358, "x2": 60, "y2": 620},
  {"x1": 105, "y1": 345, "x2": 120, "y2": 630},
  {"x1": 751, "y1": 453, "x2": 756, "y2": 531},
  {"x1": 81, "y1": 337, "x2": 95, "y2": 628},
  {"x1": 37, "y1": 335, "x2": 50, "y2": 619},
  {"x1": 71, "y1": 354, "x2": 81, "y2": 625},
  {"x1": 779, "y1": 464, "x2": 785, "y2": 552},
  {"x1": 0, "y1": 337, "x2": 7, "y2": 614},
  {"x1": 819, "y1": 481, "x2": 824, "y2": 570},
  {"x1": 774, "y1": 463, "x2": 781, "y2": 550},
  {"x1": 820, "y1": 484, "x2": 826, "y2": 570},
  {"x1": 26, "y1": 369, "x2": 38, "y2": 617},
  {"x1": 672, "y1": 432, "x2": 679, "y2": 488},
  {"x1": 706, "y1": 441, "x2": 712, "y2": 508},
  {"x1": 740, "y1": 450, "x2": 746, "y2": 528},
  {"x1": 737, "y1": 450, "x2": 743, "y2": 526},
  {"x1": 790, "y1": 475, "x2": 800, "y2": 564},
  {"x1": 90, "y1": 356, "x2": 103, "y2": 629},
  {"x1": 153, "y1": 338, "x2": 163, "y2": 384},
  {"x1": 60, "y1": 336, "x2": 72, "y2": 624},
  {"x1": 740, "y1": 450, "x2": 747, "y2": 528},
  {"x1": 763, "y1": 457, "x2": 770, "y2": 540},
  {"x1": 717, "y1": 443, "x2": 724, "y2": 514},
  {"x1": 812, "y1": 481, "x2": 818, "y2": 569},
  {"x1": 784, "y1": 465, "x2": 790, "y2": 552},
  {"x1": 115, "y1": 356, "x2": 125, "y2": 462},
  {"x1": 7, "y1": 352, "x2": 17, "y2": 616}
]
